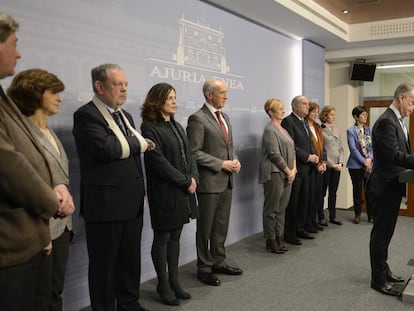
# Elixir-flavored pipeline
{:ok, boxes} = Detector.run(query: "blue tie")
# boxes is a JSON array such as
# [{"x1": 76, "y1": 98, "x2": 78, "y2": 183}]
[
  {"x1": 302, "y1": 119, "x2": 309, "y2": 136},
  {"x1": 112, "y1": 111, "x2": 127, "y2": 136}
]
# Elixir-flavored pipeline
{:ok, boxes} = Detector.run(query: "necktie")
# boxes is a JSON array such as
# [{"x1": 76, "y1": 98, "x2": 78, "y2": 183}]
[
  {"x1": 215, "y1": 111, "x2": 228, "y2": 143},
  {"x1": 112, "y1": 111, "x2": 127, "y2": 136},
  {"x1": 399, "y1": 117, "x2": 408, "y2": 141},
  {"x1": 302, "y1": 119, "x2": 309, "y2": 136},
  {"x1": 0, "y1": 85, "x2": 6, "y2": 100}
]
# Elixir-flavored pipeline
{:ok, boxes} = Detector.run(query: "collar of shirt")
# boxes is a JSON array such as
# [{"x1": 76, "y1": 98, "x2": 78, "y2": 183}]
[
  {"x1": 389, "y1": 103, "x2": 403, "y2": 120},
  {"x1": 292, "y1": 112, "x2": 303, "y2": 121},
  {"x1": 205, "y1": 101, "x2": 220, "y2": 116},
  {"x1": 93, "y1": 95, "x2": 120, "y2": 113}
]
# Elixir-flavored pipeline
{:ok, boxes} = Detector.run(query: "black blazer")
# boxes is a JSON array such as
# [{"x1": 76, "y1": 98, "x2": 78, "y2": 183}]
[
  {"x1": 370, "y1": 107, "x2": 414, "y2": 198},
  {"x1": 73, "y1": 101, "x2": 145, "y2": 222},
  {"x1": 281, "y1": 113, "x2": 315, "y2": 176},
  {"x1": 141, "y1": 117, "x2": 199, "y2": 231}
]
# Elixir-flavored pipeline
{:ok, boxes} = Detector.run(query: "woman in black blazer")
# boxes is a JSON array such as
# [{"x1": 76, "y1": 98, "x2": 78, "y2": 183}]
[{"x1": 141, "y1": 83, "x2": 199, "y2": 306}]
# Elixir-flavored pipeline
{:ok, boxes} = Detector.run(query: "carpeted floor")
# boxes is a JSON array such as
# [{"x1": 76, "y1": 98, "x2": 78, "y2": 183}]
[{"x1": 137, "y1": 209, "x2": 414, "y2": 311}]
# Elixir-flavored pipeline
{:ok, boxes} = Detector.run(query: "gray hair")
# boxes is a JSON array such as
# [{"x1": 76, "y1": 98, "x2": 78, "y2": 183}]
[
  {"x1": 91, "y1": 63, "x2": 122, "y2": 93},
  {"x1": 291, "y1": 95, "x2": 305, "y2": 109},
  {"x1": 203, "y1": 78, "x2": 221, "y2": 99},
  {"x1": 393, "y1": 82, "x2": 414, "y2": 99},
  {"x1": 0, "y1": 11, "x2": 19, "y2": 42}
]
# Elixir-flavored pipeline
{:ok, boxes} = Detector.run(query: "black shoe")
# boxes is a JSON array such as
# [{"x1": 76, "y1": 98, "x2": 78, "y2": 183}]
[
  {"x1": 197, "y1": 272, "x2": 221, "y2": 286},
  {"x1": 315, "y1": 224, "x2": 324, "y2": 231},
  {"x1": 171, "y1": 285, "x2": 192, "y2": 299},
  {"x1": 212, "y1": 265, "x2": 243, "y2": 275},
  {"x1": 297, "y1": 231, "x2": 315, "y2": 239},
  {"x1": 265, "y1": 239, "x2": 285, "y2": 254},
  {"x1": 330, "y1": 218, "x2": 343, "y2": 225},
  {"x1": 371, "y1": 281, "x2": 401, "y2": 296},
  {"x1": 319, "y1": 219, "x2": 328, "y2": 227},
  {"x1": 156, "y1": 286, "x2": 180, "y2": 306},
  {"x1": 175, "y1": 290, "x2": 191, "y2": 300},
  {"x1": 305, "y1": 227, "x2": 318, "y2": 234},
  {"x1": 284, "y1": 238, "x2": 302, "y2": 245},
  {"x1": 387, "y1": 273, "x2": 405, "y2": 283}
]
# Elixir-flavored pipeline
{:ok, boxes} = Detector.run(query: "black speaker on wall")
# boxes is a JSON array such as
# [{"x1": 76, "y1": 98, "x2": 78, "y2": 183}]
[{"x1": 350, "y1": 63, "x2": 376, "y2": 81}]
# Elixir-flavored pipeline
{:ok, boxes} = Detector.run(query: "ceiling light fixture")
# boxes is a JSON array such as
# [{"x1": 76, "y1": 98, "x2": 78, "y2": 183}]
[
  {"x1": 341, "y1": 9, "x2": 350, "y2": 14},
  {"x1": 377, "y1": 64, "x2": 414, "y2": 69}
]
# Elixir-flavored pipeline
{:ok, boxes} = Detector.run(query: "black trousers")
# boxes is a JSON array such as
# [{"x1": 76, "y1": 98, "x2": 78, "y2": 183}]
[
  {"x1": 307, "y1": 170, "x2": 323, "y2": 228},
  {"x1": 0, "y1": 251, "x2": 44, "y2": 311},
  {"x1": 321, "y1": 167, "x2": 341, "y2": 220},
  {"x1": 348, "y1": 168, "x2": 371, "y2": 218},
  {"x1": 369, "y1": 192, "x2": 402, "y2": 284},
  {"x1": 36, "y1": 229, "x2": 71, "y2": 311},
  {"x1": 85, "y1": 215, "x2": 143, "y2": 311},
  {"x1": 284, "y1": 172, "x2": 310, "y2": 239}
]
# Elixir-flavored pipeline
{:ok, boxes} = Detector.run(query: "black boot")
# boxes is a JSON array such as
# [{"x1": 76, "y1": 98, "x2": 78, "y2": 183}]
[
  {"x1": 152, "y1": 231, "x2": 179, "y2": 306},
  {"x1": 168, "y1": 228, "x2": 191, "y2": 300}
]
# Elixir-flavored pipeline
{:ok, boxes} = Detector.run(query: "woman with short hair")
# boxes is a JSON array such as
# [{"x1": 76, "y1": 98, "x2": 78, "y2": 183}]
[
  {"x1": 346, "y1": 106, "x2": 373, "y2": 223},
  {"x1": 7, "y1": 68, "x2": 74, "y2": 311}
]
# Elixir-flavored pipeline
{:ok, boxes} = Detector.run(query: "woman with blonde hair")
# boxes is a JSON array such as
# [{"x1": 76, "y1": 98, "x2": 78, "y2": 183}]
[
  {"x1": 319, "y1": 105, "x2": 344, "y2": 226},
  {"x1": 259, "y1": 98, "x2": 296, "y2": 253}
]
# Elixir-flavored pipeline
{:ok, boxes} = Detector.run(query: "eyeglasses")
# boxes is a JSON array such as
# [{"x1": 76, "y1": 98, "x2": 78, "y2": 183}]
[{"x1": 111, "y1": 81, "x2": 128, "y2": 89}]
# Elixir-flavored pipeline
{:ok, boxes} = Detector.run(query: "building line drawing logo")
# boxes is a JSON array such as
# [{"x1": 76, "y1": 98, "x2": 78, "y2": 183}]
[{"x1": 150, "y1": 16, "x2": 244, "y2": 84}]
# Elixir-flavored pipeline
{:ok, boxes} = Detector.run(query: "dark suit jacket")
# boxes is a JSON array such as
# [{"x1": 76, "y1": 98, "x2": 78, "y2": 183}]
[
  {"x1": 141, "y1": 117, "x2": 199, "y2": 231},
  {"x1": 72, "y1": 101, "x2": 145, "y2": 222},
  {"x1": 370, "y1": 108, "x2": 414, "y2": 198},
  {"x1": 0, "y1": 87, "x2": 58, "y2": 267},
  {"x1": 186, "y1": 104, "x2": 238, "y2": 193},
  {"x1": 281, "y1": 113, "x2": 315, "y2": 177}
]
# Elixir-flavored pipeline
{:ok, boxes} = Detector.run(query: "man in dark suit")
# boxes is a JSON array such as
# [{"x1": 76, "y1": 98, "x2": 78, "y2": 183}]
[
  {"x1": 281, "y1": 95, "x2": 319, "y2": 245},
  {"x1": 187, "y1": 78, "x2": 242, "y2": 286},
  {"x1": 368, "y1": 82, "x2": 414, "y2": 296},
  {"x1": 73, "y1": 64, "x2": 154, "y2": 311},
  {"x1": 0, "y1": 11, "x2": 74, "y2": 311}
]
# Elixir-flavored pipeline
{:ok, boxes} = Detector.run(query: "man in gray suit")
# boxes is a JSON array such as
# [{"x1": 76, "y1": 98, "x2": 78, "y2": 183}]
[{"x1": 187, "y1": 78, "x2": 242, "y2": 286}]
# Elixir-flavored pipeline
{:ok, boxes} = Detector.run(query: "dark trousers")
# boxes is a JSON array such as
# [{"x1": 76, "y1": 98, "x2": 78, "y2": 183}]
[
  {"x1": 369, "y1": 192, "x2": 402, "y2": 284},
  {"x1": 0, "y1": 251, "x2": 44, "y2": 311},
  {"x1": 50, "y1": 230, "x2": 71, "y2": 311},
  {"x1": 196, "y1": 189, "x2": 232, "y2": 273},
  {"x1": 85, "y1": 215, "x2": 143, "y2": 311},
  {"x1": 36, "y1": 230, "x2": 71, "y2": 311},
  {"x1": 349, "y1": 168, "x2": 371, "y2": 218},
  {"x1": 321, "y1": 167, "x2": 341, "y2": 220},
  {"x1": 284, "y1": 173, "x2": 310, "y2": 239},
  {"x1": 307, "y1": 170, "x2": 323, "y2": 229}
]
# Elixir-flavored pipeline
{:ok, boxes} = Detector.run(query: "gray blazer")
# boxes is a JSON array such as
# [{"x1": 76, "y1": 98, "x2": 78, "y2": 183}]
[
  {"x1": 29, "y1": 122, "x2": 73, "y2": 240},
  {"x1": 259, "y1": 123, "x2": 295, "y2": 184},
  {"x1": 187, "y1": 104, "x2": 238, "y2": 193},
  {"x1": 321, "y1": 124, "x2": 344, "y2": 167}
]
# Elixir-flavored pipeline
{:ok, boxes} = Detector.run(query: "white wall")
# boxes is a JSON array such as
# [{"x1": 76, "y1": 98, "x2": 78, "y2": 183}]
[{"x1": 325, "y1": 62, "x2": 361, "y2": 209}]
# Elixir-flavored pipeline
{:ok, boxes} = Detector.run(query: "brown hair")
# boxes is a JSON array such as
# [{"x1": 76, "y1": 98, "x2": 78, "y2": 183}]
[
  {"x1": 141, "y1": 82, "x2": 176, "y2": 122},
  {"x1": 7, "y1": 68, "x2": 64, "y2": 116}
]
